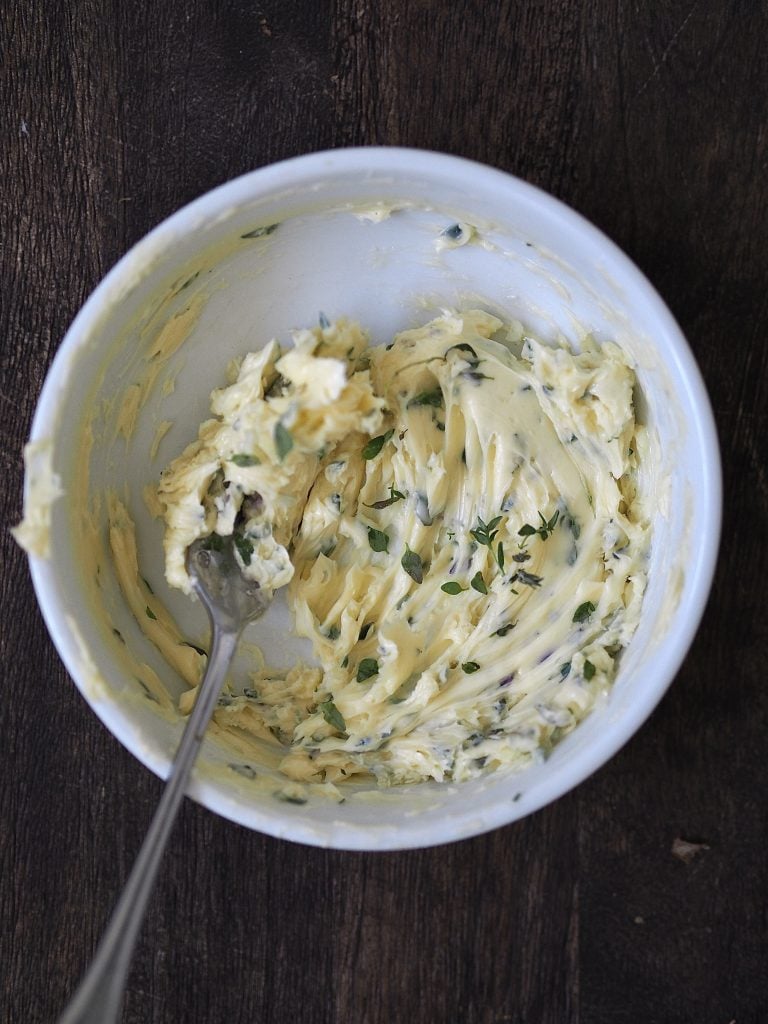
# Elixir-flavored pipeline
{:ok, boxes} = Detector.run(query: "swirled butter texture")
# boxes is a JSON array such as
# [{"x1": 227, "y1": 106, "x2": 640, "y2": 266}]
[{"x1": 157, "y1": 310, "x2": 650, "y2": 785}]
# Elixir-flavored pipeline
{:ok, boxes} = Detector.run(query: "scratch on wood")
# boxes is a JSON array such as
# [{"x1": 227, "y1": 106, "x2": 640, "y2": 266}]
[{"x1": 635, "y1": 0, "x2": 701, "y2": 98}]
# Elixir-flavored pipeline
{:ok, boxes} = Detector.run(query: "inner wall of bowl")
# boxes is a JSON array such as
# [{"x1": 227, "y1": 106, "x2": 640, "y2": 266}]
[{"x1": 38, "y1": 159, "x2": 706, "y2": 847}]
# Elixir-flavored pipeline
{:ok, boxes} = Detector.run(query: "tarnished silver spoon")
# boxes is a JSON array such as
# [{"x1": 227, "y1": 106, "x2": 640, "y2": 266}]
[{"x1": 59, "y1": 536, "x2": 269, "y2": 1024}]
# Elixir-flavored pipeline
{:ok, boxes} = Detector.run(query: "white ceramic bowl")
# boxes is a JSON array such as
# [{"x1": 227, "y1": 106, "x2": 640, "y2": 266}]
[{"x1": 24, "y1": 148, "x2": 721, "y2": 849}]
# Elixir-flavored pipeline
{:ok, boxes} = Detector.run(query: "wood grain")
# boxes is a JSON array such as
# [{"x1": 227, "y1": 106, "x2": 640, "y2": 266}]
[{"x1": 2, "y1": 1, "x2": 767, "y2": 1021}]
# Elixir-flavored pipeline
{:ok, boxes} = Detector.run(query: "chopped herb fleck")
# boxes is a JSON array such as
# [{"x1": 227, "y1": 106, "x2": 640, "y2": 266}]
[
  {"x1": 562, "y1": 510, "x2": 581, "y2": 563},
  {"x1": 341, "y1": 655, "x2": 349, "y2": 669},
  {"x1": 319, "y1": 311, "x2": 330, "y2": 329},
  {"x1": 362, "y1": 428, "x2": 394, "y2": 460},
  {"x1": 470, "y1": 571, "x2": 488, "y2": 594},
  {"x1": 560, "y1": 662, "x2": 572, "y2": 679},
  {"x1": 583, "y1": 659, "x2": 596, "y2": 680},
  {"x1": 462, "y1": 661, "x2": 481, "y2": 674},
  {"x1": 229, "y1": 763, "x2": 257, "y2": 780},
  {"x1": 233, "y1": 534, "x2": 254, "y2": 566},
  {"x1": 241, "y1": 223, "x2": 279, "y2": 239},
  {"x1": 407, "y1": 388, "x2": 443, "y2": 409},
  {"x1": 514, "y1": 570, "x2": 543, "y2": 588},
  {"x1": 145, "y1": 606, "x2": 157, "y2": 621},
  {"x1": 180, "y1": 640, "x2": 207, "y2": 657},
  {"x1": 460, "y1": 370, "x2": 494, "y2": 384},
  {"x1": 441, "y1": 581, "x2": 466, "y2": 595},
  {"x1": 230, "y1": 453, "x2": 260, "y2": 467},
  {"x1": 319, "y1": 699, "x2": 346, "y2": 732},
  {"x1": 573, "y1": 601, "x2": 596, "y2": 624},
  {"x1": 274, "y1": 421, "x2": 293, "y2": 461},
  {"x1": 493, "y1": 623, "x2": 515, "y2": 637},
  {"x1": 367, "y1": 527, "x2": 390, "y2": 553},
  {"x1": 358, "y1": 622, "x2": 373, "y2": 641},
  {"x1": 512, "y1": 551, "x2": 530, "y2": 563},
  {"x1": 401, "y1": 545, "x2": 424, "y2": 584},
  {"x1": 326, "y1": 625, "x2": 340, "y2": 641},
  {"x1": 364, "y1": 484, "x2": 405, "y2": 509},
  {"x1": 141, "y1": 576, "x2": 154, "y2": 595},
  {"x1": 274, "y1": 791, "x2": 307, "y2": 805},
  {"x1": 445, "y1": 342, "x2": 478, "y2": 361},
  {"x1": 357, "y1": 658, "x2": 379, "y2": 682}
]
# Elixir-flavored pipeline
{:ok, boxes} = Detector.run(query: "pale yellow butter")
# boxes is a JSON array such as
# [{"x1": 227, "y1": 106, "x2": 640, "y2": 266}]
[{"x1": 156, "y1": 311, "x2": 650, "y2": 787}]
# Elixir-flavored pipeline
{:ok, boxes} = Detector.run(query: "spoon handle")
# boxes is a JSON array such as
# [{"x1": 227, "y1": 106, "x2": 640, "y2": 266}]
[{"x1": 58, "y1": 625, "x2": 239, "y2": 1024}]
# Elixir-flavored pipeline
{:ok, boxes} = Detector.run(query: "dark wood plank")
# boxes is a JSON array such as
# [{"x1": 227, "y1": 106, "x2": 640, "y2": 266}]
[{"x1": 2, "y1": 1, "x2": 767, "y2": 1022}]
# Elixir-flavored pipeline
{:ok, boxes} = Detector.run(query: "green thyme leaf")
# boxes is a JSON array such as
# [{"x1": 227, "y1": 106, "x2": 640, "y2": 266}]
[
  {"x1": 470, "y1": 571, "x2": 488, "y2": 594},
  {"x1": 364, "y1": 485, "x2": 406, "y2": 509},
  {"x1": 362, "y1": 428, "x2": 394, "y2": 460},
  {"x1": 357, "y1": 658, "x2": 379, "y2": 682},
  {"x1": 230, "y1": 453, "x2": 260, "y2": 467},
  {"x1": 407, "y1": 388, "x2": 443, "y2": 409},
  {"x1": 145, "y1": 606, "x2": 157, "y2": 621},
  {"x1": 367, "y1": 527, "x2": 390, "y2": 553},
  {"x1": 441, "y1": 581, "x2": 466, "y2": 595},
  {"x1": 401, "y1": 544, "x2": 423, "y2": 584},
  {"x1": 233, "y1": 534, "x2": 254, "y2": 566},
  {"x1": 462, "y1": 661, "x2": 481, "y2": 674},
  {"x1": 274, "y1": 422, "x2": 293, "y2": 461},
  {"x1": 470, "y1": 515, "x2": 503, "y2": 550},
  {"x1": 560, "y1": 661, "x2": 572, "y2": 679},
  {"x1": 519, "y1": 508, "x2": 560, "y2": 542},
  {"x1": 319, "y1": 699, "x2": 346, "y2": 732},
  {"x1": 573, "y1": 601, "x2": 596, "y2": 624},
  {"x1": 583, "y1": 659, "x2": 596, "y2": 680},
  {"x1": 497, "y1": 542, "x2": 505, "y2": 572}
]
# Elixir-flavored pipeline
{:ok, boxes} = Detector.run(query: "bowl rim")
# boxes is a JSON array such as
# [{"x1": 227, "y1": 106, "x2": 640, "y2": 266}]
[{"x1": 25, "y1": 146, "x2": 722, "y2": 849}]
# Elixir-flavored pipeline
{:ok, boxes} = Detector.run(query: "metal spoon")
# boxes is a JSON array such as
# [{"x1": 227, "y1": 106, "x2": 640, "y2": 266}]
[{"x1": 58, "y1": 536, "x2": 269, "y2": 1024}]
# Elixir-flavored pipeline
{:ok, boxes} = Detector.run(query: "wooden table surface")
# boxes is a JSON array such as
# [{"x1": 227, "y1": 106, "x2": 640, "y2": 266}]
[{"x1": 2, "y1": 2, "x2": 766, "y2": 1022}]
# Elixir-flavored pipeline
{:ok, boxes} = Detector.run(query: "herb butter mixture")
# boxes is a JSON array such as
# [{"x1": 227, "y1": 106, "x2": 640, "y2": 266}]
[{"x1": 157, "y1": 310, "x2": 649, "y2": 786}]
